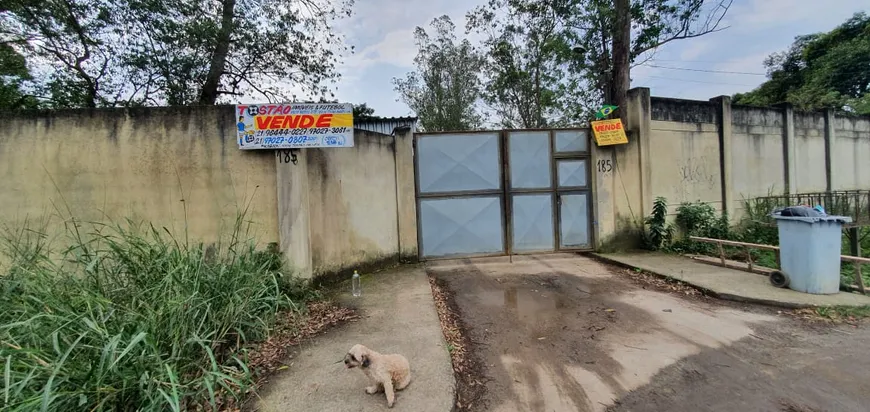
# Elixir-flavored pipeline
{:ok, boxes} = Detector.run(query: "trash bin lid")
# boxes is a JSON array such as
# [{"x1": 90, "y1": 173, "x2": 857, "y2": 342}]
[{"x1": 771, "y1": 215, "x2": 852, "y2": 224}]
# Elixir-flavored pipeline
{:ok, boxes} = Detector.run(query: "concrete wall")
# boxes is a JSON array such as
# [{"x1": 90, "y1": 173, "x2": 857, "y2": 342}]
[
  {"x1": 649, "y1": 99, "x2": 722, "y2": 212},
  {"x1": 3, "y1": 94, "x2": 865, "y2": 262},
  {"x1": 598, "y1": 89, "x2": 870, "y2": 247},
  {"x1": 0, "y1": 106, "x2": 278, "y2": 249},
  {"x1": 276, "y1": 128, "x2": 417, "y2": 278},
  {"x1": 833, "y1": 115, "x2": 870, "y2": 190},
  {"x1": 593, "y1": 88, "x2": 648, "y2": 250},
  {"x1": 0, "y1": 106, "x2": 417, "y2": 279},
  {"x1": 793, "y1": 111, "x2": 828, "y2": 193},
  {"x1": 306, "y1": 132, "x2": 398, "y2": 274},
  {"x1": 730, "y1": 105, "x2": 787, "y2": 214}
]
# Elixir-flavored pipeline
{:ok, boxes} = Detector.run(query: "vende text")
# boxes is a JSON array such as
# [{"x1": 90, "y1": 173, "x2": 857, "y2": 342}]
[
  {"x1": 255, "y1": 114, "x2": 333, "y2": 130},
  {"x1": 594, "y1": 122, "x2": 623, "y2": 132}
]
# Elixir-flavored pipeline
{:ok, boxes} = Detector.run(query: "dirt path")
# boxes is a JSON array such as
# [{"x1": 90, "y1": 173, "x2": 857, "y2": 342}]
[{"x1": 427, "y1": 254, "x2": 870, "y2": 412}]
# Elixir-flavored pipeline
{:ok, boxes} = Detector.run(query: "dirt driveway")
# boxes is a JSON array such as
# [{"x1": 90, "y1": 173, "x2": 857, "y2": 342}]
[{"x1": 427, "y1": 254, "x2": 870, "y2": 412}]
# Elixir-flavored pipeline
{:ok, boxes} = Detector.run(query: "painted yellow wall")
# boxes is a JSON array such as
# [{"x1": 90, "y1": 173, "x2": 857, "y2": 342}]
[
  {"x1": 306, "y1": 131, "x2": 400, "y2": 274},
  {"x1": 0, "y1": 107, "x2": 278, "y2": 254},
  {"x1": 3, "y1": 95, "x2": 865, "y2": 262},
  {"x1": 275, "y1": 128, "x2": 417, "y2": 278},
  {"x1": 598, "y1": 91, "x2": 869, "y2": 249},
  {"x1": 730, "y1": 106, "x2": 787, "y2": 214},
  {"x1": 833, "y1": 116, "x2": 870, "y2": 190},
  {"x1": 649, "y1": 120, "x2": 722, "y2": 211},
  {"x1": 793, "y1": 112, "x2": 828, "y2": 193}
]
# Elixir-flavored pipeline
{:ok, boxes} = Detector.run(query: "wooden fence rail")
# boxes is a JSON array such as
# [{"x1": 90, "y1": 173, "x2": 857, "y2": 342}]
[{"x1": 689, "y1": 236, "x2": 870, "y2": 294}]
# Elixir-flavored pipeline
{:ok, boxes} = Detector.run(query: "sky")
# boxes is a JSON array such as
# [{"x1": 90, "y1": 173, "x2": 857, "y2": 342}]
[{"x1": 328, "y1": 0, "x2": 869, "y2": 118}]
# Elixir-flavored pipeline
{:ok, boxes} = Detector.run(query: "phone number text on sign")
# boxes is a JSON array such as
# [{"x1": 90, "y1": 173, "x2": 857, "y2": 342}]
[{"x1": 236, "y1": 103, "x2": 354, "y2": 150}]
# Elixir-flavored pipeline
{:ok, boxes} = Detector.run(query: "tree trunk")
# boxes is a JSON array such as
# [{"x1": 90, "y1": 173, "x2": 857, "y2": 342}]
[
  {"x1": 199, "y1": 0, "x2": 236, "y2": 105},
  {"x1": 611, "y1": 0, "x2": 631, "y2": 113}
]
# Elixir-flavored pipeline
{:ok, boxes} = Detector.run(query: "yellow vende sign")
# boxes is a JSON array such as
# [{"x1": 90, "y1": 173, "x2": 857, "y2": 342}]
[{"x1": 591, "y1": 118, "x2": 629, "y2": 146}]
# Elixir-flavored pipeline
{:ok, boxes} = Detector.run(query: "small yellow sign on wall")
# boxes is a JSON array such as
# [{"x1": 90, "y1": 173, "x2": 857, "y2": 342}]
[{"x1": 590, "y1": 118, "x2": 629, "y2": 146}]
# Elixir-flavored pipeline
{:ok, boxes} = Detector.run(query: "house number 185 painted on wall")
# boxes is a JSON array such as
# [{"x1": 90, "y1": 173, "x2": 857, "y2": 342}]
[{"x1": 597, "y1": 159, "x2": 613, "y2": 173}]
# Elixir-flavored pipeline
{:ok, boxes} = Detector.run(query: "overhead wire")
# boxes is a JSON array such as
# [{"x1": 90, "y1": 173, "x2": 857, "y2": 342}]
[
  {"x1": 641, "y1": 64, "x2": 767, "y2": 76},
  {"x1": 644, "y1": 75, "x2": 758, "y2": 87}
]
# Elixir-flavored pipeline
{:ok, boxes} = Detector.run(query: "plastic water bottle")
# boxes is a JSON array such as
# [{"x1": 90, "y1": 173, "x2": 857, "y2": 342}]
[{"x1": 352, "y1": 270, "x2": 361, "y2": 297}]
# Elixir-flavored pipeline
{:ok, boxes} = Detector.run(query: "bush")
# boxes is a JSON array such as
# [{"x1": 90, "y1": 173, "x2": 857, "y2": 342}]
[
  {"x1": 642, "y1": 197, "x2": 673, "y2": 250},
  {"x1": 669, "y1": 202, "x2": 732, "y2": 254},
  {"x1": 737, "y1": 194, "x2": 781, "y2": 245},
  {"x1": 0, "y1": 218, "x2": 310, "y2": 411}
]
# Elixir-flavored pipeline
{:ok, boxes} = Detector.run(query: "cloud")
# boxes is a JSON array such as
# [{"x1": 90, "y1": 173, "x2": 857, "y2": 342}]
[
  {"x1": 329, "y1": 0, "x2": 868, "y2": 116},
  {"x1": 341, "y1": 29, "x2": 418, "y2": 73},
  {"x1": 714, "y1": 51, "x2": 772, "y2": 75},
  {"x1": 727, "y1": 0, "x2": 867, "y2": 30},
  {"x1": 328, "y1": 0, "x2": 489, "y2": 115}
]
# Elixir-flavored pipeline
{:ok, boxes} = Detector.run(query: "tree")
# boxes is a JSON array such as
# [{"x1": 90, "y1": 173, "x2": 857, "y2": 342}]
[
  {"x1": 393, "y1": 15, "x2": 484, "y2": 132},
  {"x1": 0, "y1": 43, "x2": 38, "y2": 110},
  {"x1": 3, "y1": 0, "x2": 126, "y2": 108},
  {"x1": 353, "y1": 103, "x2": 375, "y2": 118},
  {"x1": 122, "y1": 0, "x2": 354, "y2": 105},
  {"x1": 468, "y1": 0, "x2": 732, "y2": 126},
  {"x1": 467, "y1": 0, "x2": 579, "y2": 128},
  {"x1": 734, "y1": 12, "x2": 870, "y2": 114},
  {"x1": 609, "y1": 0, "x2": 732, "y2": 108},
  {"x1": 1, "y1": 0, "x2": 353, "y2": 107}
]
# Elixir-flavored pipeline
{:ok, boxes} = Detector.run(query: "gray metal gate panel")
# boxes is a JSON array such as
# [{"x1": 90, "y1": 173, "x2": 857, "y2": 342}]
[
  {"x1": 415, "y1": 132, "x2": 505, "y2": 259},
  {"x1": 415, "y1": 128, "x2": 593, "y2": 260},
  {"x1": 559, "y1": 192, "x2": 591, "y2": 248},
  {"x1": 511, "y1": 194, "x2": 554, "y2": 251},
  {"x1": 417, "y1": 132, "x2": 501, "y2": 194},
  {"x1": 419, "y1": 196, "x2": 504, "y2": 257}
]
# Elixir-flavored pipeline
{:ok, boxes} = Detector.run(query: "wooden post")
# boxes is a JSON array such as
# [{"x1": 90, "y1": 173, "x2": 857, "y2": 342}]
[
  {"x1": 718, "y1": 242, "x2": 726, "y2": 265},
  {"x1": 849, "y1": 227, "x2": 863, "y2": 293},
  {"x1": 856, "y1": 264, "x2": 866, "y2": 294},
  {"x1": 746, "y1": 246, "x2": 753, "y2": 272},
  {"x1": 774, "y1": 249, "x2": 781, "y2": 269}
]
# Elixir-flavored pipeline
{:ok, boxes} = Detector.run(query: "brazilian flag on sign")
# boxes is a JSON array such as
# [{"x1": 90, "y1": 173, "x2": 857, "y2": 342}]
[{"x1": 595, "y1": 105, "x2": 618, "y2": 119}]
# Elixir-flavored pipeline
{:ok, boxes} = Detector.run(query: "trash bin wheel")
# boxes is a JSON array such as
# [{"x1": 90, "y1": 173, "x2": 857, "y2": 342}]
[{"x1": 769, "y1": 270, "x2": 789, "y2": 288}]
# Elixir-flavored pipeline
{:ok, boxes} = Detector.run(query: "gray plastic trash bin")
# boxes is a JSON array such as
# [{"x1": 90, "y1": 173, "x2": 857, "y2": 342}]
[{"x1": 773, "y1": 214, "x2": 852, "y2": 294}]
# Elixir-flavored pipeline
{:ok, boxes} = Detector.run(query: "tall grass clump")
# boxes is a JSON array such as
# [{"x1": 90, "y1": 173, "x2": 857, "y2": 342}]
[{"x1": 0, "y1": 217, "x2": 310, "y2": 411}]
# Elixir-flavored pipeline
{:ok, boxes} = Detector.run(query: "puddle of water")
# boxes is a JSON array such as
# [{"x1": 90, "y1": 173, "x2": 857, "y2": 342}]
[{"x1": 475, "y1": 287, "x2": 569, "y2": 325}]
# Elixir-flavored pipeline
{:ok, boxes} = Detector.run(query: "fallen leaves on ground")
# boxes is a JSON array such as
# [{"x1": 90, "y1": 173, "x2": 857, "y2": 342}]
[
  {"x1": 620, "y1": 268, "x2": 704, "y2": 297},
  {"x1": 428, "y1": 275, "x2": 486, "y2": 411},
  {"x1": 779, "y1": 399, "x2": 824, "y2": 412},
  {"x1": 247, "y1": 301, "x2": 360, "y2": 376},
  {"x1": 210, "y1": 300, "x2": 359, "y2": 411}
]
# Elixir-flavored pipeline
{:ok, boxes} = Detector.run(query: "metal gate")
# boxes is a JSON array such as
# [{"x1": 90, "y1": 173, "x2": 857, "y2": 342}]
[{"x1": 414, "y1": 129, "x2": 592, "y2": 259}]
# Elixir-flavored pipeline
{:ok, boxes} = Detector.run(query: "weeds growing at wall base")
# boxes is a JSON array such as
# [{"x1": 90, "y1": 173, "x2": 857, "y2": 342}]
[
  {"x1": 641, "y1": 195, "x2": 870, "y2": 288},
  {"x1": 0, "y1": 216, "x2": 315, "y2": 411}
]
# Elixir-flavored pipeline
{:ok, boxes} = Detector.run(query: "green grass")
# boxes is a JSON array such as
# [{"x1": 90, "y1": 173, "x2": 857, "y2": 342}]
[
  {"x1": 815, "y1": 305, "x2": 870, "y2": 320},
  {"x1": 0, "y1": 216, "x2": 313, "y2": 411},
  {"x1": 838, "y1": 228, "x2": 870, "y2": 287},
  {"x1": 702, "y1": 231, "x2": 869, "y2": 289}
]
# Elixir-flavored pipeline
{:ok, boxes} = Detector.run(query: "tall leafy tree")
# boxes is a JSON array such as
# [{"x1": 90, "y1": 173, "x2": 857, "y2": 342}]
[
  {"x1": 734, "y1": 12, "x2": 870, "y2": 114},
  {"x1": 122, "y1": 0, "x2": 354, "y2": 105},
  {"x1": 0, "y1": 43, "x2": 38, "y2": 109},
  {"x1": 1, "y1": 0, "x2": 353, "y2": 107},
  {"x1": 393, "y1": 15, "x2": 484, "y2": 132},
  {"x1": 3, "y1": 0, "x2": 126, "y2": 108},
  {"x1": 467, "y1": 0, "x2": 578, "y2": 128},
  {"x1": 468, "y1": 0, "x2": 732, "y2": 126},
  {"x1": 353, "y1": 102, "x2": 375, "y2": 118}
]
